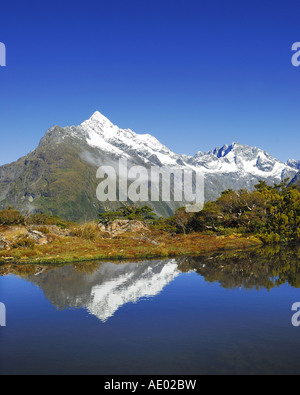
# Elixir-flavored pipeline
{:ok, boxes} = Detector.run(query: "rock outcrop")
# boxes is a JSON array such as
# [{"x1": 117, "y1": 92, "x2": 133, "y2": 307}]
[{"x1": 98, "y1": 220, "x2": 149, "y2": 236}]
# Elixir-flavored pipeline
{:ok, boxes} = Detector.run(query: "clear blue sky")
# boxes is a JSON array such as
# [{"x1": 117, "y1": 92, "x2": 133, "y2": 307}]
[{"x1": 0, "y1": 0, "x2": 299, "y2": 165}]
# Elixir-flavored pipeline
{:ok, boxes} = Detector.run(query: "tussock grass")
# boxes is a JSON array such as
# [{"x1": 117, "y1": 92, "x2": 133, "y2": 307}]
[
  {"x1": 70, "y1": 222, "x2": 100, "y2": 241},
  {"x1": 2, "y1": 226, "x2": 28, "y2": 241},
  {"x1": 11, "y1": 236, "x2": 35, "y2": 249}
]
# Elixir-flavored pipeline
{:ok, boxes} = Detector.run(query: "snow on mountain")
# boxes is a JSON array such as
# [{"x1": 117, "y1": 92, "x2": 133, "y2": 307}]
[
  {"x1": 286, "y1": 159, "x2": 300, "y2": 170},
  {"x1": 0, "y1": 110, "x2": 298, "y2": 220},
  {"x1": 43, "y1": 111, "x2": 300, "y2": 203},
  {"x1": 65, "y1": 111, "x2": 298, "y2": 182},
  {"x1": 189, "y1": 142, "x2": 294, "y2": 179},
  {"x1": 78, "y1": 111, "x2": 182, "y2": 167}
]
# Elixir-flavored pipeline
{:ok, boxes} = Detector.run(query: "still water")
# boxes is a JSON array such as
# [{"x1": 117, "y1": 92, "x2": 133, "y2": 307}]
[{"x1": 0, "y1": 246, "x2": 300, "y2": 375}]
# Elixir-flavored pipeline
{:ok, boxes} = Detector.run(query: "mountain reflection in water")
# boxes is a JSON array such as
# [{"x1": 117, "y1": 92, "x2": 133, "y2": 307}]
[
  {"x1": 25, "y1": 260, "x2": 180, "y2": 322},
  {"x1": 3, "y1": 244, "x2": 300, "y2": 323}
]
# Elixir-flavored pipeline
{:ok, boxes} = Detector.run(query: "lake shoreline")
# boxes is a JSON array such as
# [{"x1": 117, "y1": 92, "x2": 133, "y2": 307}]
[{"x1": 0, "y1": 225, "x2": 262, "y2": 266}]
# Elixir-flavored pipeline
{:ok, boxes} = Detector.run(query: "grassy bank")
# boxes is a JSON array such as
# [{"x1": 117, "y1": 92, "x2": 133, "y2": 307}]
[{"x1": 0, "y1": 225, "x2": 262, "y2": 265}]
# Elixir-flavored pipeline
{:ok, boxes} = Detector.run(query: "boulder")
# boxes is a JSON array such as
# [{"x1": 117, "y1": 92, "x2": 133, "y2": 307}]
[
  {"x1": 0, "y1": 237, "x2": 11, "y2": 250},
  {"x1": 98, "y1": 220, "x2": 149, "y2": 235},
  {"x1": 27, "y1": 230, "x2": 49, "y2": 245}
]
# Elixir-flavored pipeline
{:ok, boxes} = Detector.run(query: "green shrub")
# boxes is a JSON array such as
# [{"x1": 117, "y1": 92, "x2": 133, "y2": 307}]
[
  {"x1": 99, "y1": 205, "x2": 157, "y2": 225},
  {"x1": 0, "y1": 208, "x2": 25, "y2": 225},
  {"x1": 26, "y1": 213, "x2": 69, "y2": 228},
  {"x1": 171, "y1": 180, "x2": 300, "y2": 242},
  {"x1": 259, "y1": 232, "x2": 281, "y2": 244},
  {"x1": 151, "y1": 217, "x2": 176, "y2": 232}
]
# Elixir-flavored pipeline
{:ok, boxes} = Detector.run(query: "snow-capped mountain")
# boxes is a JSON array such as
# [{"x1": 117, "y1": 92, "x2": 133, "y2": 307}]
[
  {"x1": 0, "y1": 111, "x2": 298, "y2": 221},
  {"x1": 43, "y1": 111, "x2": 186, "y2": 168},
  {"x1": 189, "y1": 142, "x2": 293, "y2": 178},
  {"x1": 80, "y1": 111, "x2": 182, "y2": 167},
  {"x1": 44, "y1": 111, "x2": 297, "y2": 177}
]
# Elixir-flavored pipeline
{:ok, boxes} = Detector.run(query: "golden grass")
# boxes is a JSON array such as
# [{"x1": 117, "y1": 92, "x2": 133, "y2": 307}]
[
  {"x1": 70, "y1": 222, "x2": 99, "y2": 240},
  {"x1": 1, "y1": 226, "x2": 28, "y2": 241},
  {"x1": 0, "y1": 225, "x2": 262, "y2": 265}
]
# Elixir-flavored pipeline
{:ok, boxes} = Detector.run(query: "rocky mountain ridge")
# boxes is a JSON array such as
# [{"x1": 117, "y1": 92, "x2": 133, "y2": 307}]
[{"x1": 0, "y1": 111, "x2": 298, "y2": 221}]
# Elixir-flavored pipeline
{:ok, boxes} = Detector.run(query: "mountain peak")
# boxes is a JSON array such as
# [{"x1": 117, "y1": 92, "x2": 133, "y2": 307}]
[
  {"x1": 84, "y1": 111, "x2": 115, "y2": 126},
  {"x1": 90, "y1": 110, "x2": 109, "y2": 121},
  {"x1": 0, "y1": 111, "x2": 299, "y2": 222},
  {"x1": 80, "y1": 111, "x2": 119, "y2": 138}
]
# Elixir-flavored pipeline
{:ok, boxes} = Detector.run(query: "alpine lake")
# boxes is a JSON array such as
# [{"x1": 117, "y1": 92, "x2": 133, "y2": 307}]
[{"x1": 1, "y1": 244, "x2": 300, "y2": 375}]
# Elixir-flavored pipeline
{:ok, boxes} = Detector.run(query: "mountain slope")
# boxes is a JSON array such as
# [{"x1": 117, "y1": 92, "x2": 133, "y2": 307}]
[
  {"x1": 286, "y1": 159, "x2": 300, "y2": 171},
  {"x1": 290, "y1": 171, "x2": 300, "y2": 186},
  {"x1": 0, "y1": 111, "x2": 298, "y2": 221}
]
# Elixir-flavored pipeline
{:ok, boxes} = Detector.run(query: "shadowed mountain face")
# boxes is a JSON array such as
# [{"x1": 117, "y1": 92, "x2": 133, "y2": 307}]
[
  {"x1": 9, "y1": 245, "x2": 299, "y2": 323},
  {"x1": 290, "y1": 171, "x2": 300, "y2": 186},
  {"x1": 287, "y1": 159, "x2": 300, "y2": 171},
  {"x1": 0, "y1": 111, "x2": 298, "y2": 221}
]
